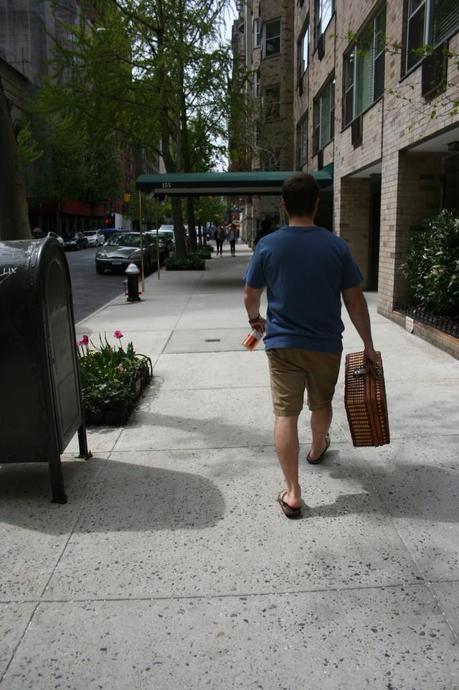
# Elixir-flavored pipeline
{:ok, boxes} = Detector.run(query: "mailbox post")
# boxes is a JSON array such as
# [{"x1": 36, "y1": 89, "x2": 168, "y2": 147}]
[{"x1": 0, "y1": 237, "x2": 92, "y2": 503}]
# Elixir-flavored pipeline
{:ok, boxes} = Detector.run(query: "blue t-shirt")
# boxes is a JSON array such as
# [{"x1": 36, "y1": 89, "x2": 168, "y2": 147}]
[{"x1": 244, "y1": 226, "x2": 363, "y2": 352}]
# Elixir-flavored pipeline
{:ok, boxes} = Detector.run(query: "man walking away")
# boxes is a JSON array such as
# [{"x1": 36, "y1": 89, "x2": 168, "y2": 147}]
[{"x1": 244, "y1": 173, "x2": 378, "y2": 519}]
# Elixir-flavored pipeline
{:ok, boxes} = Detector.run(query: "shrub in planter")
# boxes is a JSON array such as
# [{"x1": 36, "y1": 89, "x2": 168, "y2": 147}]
[
  {"x1": 402, "y1": 210, "x2": 459, "y2": 318},
  {"x1": 165, "y1": 255, "x2": 205, "y2": 270},
  {"x1": 192, "y1": 247, "x2": 212, "y2": 260},
  {"x1": 78, "y1": 331, "x2": 152, "y2": 426}
]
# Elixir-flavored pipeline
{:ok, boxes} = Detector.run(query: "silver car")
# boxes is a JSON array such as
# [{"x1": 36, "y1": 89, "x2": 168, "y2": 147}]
[{"x1": 95, "y1": 232, "x2": 156, "y2": 274}]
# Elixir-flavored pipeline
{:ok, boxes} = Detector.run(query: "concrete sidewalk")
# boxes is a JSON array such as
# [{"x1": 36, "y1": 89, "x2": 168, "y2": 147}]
[{"x1": 1, "y1": 241, "x2": 458, "y2": 690}]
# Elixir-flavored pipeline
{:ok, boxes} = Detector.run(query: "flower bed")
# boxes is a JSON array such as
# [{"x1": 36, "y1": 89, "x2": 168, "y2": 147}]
[{"x1": 78, "y1": 331, "x2": 152, "y2": 426}]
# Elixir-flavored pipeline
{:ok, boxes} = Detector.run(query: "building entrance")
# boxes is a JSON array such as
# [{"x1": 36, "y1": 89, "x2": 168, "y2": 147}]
[{"x1": 367, "y1": 177, "x2": 381, "y2": 291}]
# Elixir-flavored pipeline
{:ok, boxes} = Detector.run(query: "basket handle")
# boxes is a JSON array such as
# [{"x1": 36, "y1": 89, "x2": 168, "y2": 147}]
[{"x1": 353, "y1": 356, "x2": 382, "y2": 379}]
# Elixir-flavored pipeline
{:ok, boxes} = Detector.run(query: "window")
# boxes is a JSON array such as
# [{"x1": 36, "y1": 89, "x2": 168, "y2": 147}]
[
  {"x1": 252, "y1": 70, "x2": 261, "y2": 98},
  {"x1": 297, "y1": 23, "x2": 309, "y2": 76},
  {"x1": 406, "y1": 0, "x2": 428, "y2": 70},
  {"x1": 296, "y1": 113, "x2": 308, "y2": 169},
  {"x1": 343, "y1": 7, "x2": 386, "y2": 126},
  {"x1": 253, "y1": 18, "x2": 261, "y2": 49},
  {"x1": 432, "y1": 0, "x2": 459, "y2": 44},
  {"x1": 263, "y1": 84, "x2": 281, "y2": 120},
  {"x1": 315, "y1": 0, "x2": 335, "y2": 40},
  {"x1": 262, "y1": 149, "x2": 281, "y2": 171},
  {"x1": 263, "y1": 19, "x2": 281, "y2": 57},
  {"x1": 405, "y1": 0, "x2": 459, "y2": 72},
  {"x1": 313, "y1": 77, "x2": 334, "y2": 153}
]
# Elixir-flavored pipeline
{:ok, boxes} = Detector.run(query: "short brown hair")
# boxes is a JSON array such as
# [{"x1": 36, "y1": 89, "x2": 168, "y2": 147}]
[{"x1": 282, "y1": 173, "x2": 319, "y2": 216}]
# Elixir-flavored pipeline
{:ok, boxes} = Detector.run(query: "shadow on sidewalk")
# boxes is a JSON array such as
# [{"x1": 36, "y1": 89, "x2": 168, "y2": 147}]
[
  {"x1": 134, "y1": 411, "x2": 275, "y2": 449},
  {"x1": 199, "y1": 276, "x2": 247, "y2": 290},
  {"x1": 0, "y1": 459, "x2": 225, "y2": 533},
  {"x1": 304, "y1": 452, "x2": 459, "y2": 524}
]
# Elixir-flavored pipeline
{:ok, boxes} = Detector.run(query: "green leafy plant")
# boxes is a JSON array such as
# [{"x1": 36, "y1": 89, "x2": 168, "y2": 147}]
[
  {"x1": 192, "y1": 247, "x2": 212, "y2": 260},
  {"x1": 165, "y1": 255, "x2": 205, "y2": 271},
  {"x1": 401, "y1": 210, "x2": 459, "y2": 318},
  {"x1": 77, "y1": 331, "x2": 152, "y2": 422}
]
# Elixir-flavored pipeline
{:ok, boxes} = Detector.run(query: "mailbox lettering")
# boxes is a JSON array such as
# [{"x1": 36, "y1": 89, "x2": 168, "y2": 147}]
[{"x1": 0, "y1": 267, "x2": 18, "y2": 286}]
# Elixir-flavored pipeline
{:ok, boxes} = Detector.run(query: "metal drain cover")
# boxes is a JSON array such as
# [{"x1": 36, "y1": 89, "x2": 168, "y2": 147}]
[{"x1": 205, "y1": 338, "x2": 221, "y2": 342}]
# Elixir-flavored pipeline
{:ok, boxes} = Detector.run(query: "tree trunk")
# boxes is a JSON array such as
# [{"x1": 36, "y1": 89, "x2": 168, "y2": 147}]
[{"x1": 0, "y1": 78, "x2": 31, "y2": 240}]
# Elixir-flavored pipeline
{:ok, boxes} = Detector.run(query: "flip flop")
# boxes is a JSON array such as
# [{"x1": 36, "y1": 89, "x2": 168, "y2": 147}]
[
  {"x1": 306, "y1": 434, "x2": 330, "y2": 465},
  {"x1": 277, "y1": 491, "x2": 302, "y2": 519}
]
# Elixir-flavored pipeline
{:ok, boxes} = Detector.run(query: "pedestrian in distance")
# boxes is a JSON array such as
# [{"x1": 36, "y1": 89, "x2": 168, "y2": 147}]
[
  {"x1": 228, "y1": 223, "x2": 237, "y2": 256},
  {"x1": 215, "y1": 225, "x2": 224, "y2": 256},
  {"x1": 244, "y1": 172, "x2": 379, "y2": 519}
]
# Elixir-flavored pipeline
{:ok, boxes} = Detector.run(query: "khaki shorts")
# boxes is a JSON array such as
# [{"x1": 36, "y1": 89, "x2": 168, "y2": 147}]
[{"x1": 267, "y1": 348, "x2": 342, "y2": 416}]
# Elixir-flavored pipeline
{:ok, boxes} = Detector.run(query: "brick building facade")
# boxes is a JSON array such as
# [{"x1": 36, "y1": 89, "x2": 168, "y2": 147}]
[
  {"x1": 233, "y1": 0, "x2": 459, "y2": 353},
  {"x1": 232, "y1": 0, "x2": 295, "y2": 242}
]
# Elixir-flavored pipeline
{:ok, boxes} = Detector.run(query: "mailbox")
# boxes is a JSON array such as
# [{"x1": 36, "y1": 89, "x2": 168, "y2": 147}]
[{"x1": 0, "y1": 237, "x2": 91, "y2": 503}]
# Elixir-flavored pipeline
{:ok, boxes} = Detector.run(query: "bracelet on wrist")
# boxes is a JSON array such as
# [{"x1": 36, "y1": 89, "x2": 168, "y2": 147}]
[{"x1": 248, "y1": 314, "x2": 261, "y2": 323}]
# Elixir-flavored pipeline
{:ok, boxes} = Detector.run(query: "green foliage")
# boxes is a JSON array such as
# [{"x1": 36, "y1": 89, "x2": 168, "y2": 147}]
[
  {"x1": 35, "y1": 0, "x2": 232, "y2": 253},
  {"x1": 166, "y1": 255, "x2": 205, "y2": 270},
  {"x1": 77, "y1": 333, "x2": 151, "y2": 416},
  {"x1": 16, "y1": 123, "x2": 43, "y2": 164},
  {"x1": 194, "y1": 196, "x2": 226, "y2": 225},
  {"x1": 401, "y1": 210, "x2": 459, "y2": 318},
  {"x1": 192, "y1": 247, "x2": 212, "y2": 259}
]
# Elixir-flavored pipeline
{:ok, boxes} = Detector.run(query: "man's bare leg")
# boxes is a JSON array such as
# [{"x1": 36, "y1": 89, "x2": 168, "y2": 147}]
[
  {"x1": 274, "y1": 415, "x2": 301, "y2": 508},
  {"x1": 308, "y1": 403, "x2": 332, "y2": 460}
]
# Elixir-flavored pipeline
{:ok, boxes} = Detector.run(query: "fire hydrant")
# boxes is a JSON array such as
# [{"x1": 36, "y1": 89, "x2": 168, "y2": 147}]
[{"x1": 125, "y1": 262, "x2": 141, "y2": 302}]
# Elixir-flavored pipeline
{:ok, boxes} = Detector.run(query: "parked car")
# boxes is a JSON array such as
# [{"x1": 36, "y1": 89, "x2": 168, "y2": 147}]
[
  {"x1": 47, "y1": 232, "x2": 64, "y2": 247},
  {"x1": 95, "y1": 232, "x2": 164, "y2": 274},
  {"x1": 158, "y1": 224, "x2": 175, "y2": 242},
  {"x1": 63, "y1": 232, "x2": 88, "y2": 251},
  {"x1": 83, "y1": 230, "x2": 105, "y2": 247},
  {"x1": 146, "y1": 229, "x2": 174, "y2": 253}
]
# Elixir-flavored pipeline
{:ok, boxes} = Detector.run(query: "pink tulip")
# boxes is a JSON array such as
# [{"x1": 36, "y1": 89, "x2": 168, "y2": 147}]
[
  {"x1": 113, "y1": 330, "x2": 124, "y2": 339},
  {"x1": 79, "y1": 335, "x2": 89, "y2": 346}
]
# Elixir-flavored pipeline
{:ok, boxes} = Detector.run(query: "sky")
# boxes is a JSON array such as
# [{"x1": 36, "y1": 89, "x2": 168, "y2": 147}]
[{"x1": 223, "y1": 3, "x2": 238, "y2": 42}]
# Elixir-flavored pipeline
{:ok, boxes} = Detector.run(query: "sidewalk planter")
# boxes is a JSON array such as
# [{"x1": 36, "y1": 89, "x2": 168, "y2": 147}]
[
  {"x1": 192, "y1": 247, "x2": 213, "y2": 260},
  {"x1": 166, "y1": 255, "x2": 205, "y2": 270},
  {"x1": 78, "y1": 332, "x2": 153, "y2": 426}
]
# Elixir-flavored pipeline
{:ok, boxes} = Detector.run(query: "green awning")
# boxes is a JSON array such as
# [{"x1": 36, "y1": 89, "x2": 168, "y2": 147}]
[{"x1": 136, "y1": 170, "x2": 333, "y2": 197}]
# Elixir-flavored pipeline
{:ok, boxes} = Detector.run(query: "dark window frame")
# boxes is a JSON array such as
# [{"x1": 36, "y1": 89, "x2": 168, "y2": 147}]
[
  {"x1": 262, "y1": 18, "x2": 281, "y2": 58},
  {"x1": 297, "y1": 19, "x2": 310, "y2": 77},
  {"x1": 402, "y1": 0, "x2": 459, "y2": 77},
  {"x1": 314, "y1": 0, "x2": 335, "y2": 45},
  {"x1": 296, "y1": 111, "x2": 309, "y2": 169},
  {"x1": 253, "y1": 17, "x2": 262, "y2": 49},
  {"x1": 263, "y1": 83, "x2": 281, "y2": 121},
  {"x1": 313, "y1": 75, "x2": 335, "y2": 154},
  {"x1": 342, "y1": 4, "x2": 386, "y2": 128}
]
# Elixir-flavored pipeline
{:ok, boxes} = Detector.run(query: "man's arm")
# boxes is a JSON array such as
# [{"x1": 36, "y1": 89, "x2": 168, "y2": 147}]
[
  {"x1": 244, "y1": 285, "x2": 265, "y2": 333},
  {"x1": 341, "y1": 285, "x2": 378, "y2": 364}
]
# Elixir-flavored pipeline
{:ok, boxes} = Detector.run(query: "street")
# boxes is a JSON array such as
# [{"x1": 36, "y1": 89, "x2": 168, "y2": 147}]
[{"x1": 66, "y1": 247, "x2": 126, "y2": 323}]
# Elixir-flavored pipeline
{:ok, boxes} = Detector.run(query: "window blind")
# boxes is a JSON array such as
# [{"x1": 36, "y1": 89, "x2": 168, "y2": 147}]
[{"x1": 432, "y1": 0, "x2": 459, "y2": 44}]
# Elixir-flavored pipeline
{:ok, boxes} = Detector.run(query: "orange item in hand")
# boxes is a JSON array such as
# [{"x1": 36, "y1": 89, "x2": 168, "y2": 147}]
[{"x1": 242, "y1": 329, "x2": 262, "y2": 351}]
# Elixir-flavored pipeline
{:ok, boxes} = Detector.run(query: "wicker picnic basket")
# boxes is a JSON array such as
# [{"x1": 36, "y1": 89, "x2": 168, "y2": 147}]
[{"x1": 344, "y1": 351, "x2": 390, "y2": 447}]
